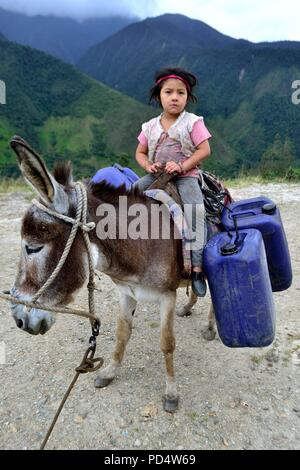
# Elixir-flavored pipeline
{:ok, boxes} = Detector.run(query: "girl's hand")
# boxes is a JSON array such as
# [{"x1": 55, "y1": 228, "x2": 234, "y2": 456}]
[
  {"x1": 165, "y1": 161, "x2": 182, "y2": 174},
  {"x1": 146, "y1": 162, "x2": 162, "y2": 173}
]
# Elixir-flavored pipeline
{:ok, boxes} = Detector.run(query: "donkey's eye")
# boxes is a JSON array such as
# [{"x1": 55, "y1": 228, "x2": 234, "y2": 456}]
[{"x1": 25, "y1": 245, "x2": 43, "y2": 255}]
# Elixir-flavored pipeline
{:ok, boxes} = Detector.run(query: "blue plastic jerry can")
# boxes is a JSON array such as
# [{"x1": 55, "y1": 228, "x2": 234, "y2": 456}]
[
  {"x1": 221, "y1": 197, "x2": 292, "y2": 292},
  {"x1": 92, "y1": 165, "x2": 139, "y2": 189},
  {"x1": 203, "y1": 229, "x2": 275, "y2": 348}
]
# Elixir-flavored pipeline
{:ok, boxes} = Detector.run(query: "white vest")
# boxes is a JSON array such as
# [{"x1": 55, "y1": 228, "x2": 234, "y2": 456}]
[{"x1": 142, "y1": 110, "x2": 203, "y2": 162}]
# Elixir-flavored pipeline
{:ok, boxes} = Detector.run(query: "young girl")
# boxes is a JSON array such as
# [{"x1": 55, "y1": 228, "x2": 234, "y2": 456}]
[{"x1": 134, "y1": 67, "x2": 212, "y2": 297}]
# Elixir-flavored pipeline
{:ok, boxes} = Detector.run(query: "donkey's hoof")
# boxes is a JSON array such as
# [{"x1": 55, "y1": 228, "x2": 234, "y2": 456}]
[
  {"x1": 202, "y1": 328, "x2": 216, "y2": 341},
  {"x1": 163, "y1": 395, "x2": 179, "y2": 413},
  {"x1": 94, "y1": 376, "x2": 114, "y2": 388},
  {"x1": 177, "y1": 308, "x2": 193, "y2": 317}
]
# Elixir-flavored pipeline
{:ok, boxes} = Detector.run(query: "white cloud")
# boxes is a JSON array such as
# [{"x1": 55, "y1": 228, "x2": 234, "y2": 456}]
[
  {"x1": 152, "y1": 0, "x2": 300, "y2": 42},
  {"x1": 0, "y1": 0, "x2": 158, "y2": 20},
  {"x1": 0, "y1": 0, "x2": 299, "y2": 41}
]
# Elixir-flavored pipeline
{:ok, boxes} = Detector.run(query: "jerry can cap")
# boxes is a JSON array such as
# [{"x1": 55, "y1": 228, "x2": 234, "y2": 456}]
[
  {"x1": 220, "y1": 242, "x2": 238, "y2": 256},
  {"x1": 262, "y1": 202, "x2": 276, "y2": 215}
]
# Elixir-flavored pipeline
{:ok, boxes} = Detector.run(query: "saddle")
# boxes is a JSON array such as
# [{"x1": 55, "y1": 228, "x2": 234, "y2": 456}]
[
  {"x1": 145, "y1": 165, "x2": 233, "y2": 229},
  {"x1": 143, "y1": 166, "x2": 233, "y2": 279},
  {"x1": 145, "y1": 166, "x2": 182, "y2": 207}
]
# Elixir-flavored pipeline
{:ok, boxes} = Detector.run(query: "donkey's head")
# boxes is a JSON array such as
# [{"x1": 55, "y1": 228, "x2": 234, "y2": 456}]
[{"x1": 10, "y1": 136, "x2": 89, "y2": 335}]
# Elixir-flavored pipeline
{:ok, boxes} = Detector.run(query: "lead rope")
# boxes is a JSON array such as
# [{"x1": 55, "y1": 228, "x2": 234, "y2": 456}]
[
  {"x1": 39, "y1": 182, "x2": 103, "y2": 450},
  {"x1": 0, "y1": 292, "x2": 98, "y2": 321},
  {"x1": 0, "y1": 182, "x2": 103, "y2": 450}
]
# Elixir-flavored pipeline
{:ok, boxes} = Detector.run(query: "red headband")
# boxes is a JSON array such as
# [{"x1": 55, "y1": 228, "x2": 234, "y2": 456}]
[{"x1": 155, "y1": 74, "x2": 191, "y2": 93}]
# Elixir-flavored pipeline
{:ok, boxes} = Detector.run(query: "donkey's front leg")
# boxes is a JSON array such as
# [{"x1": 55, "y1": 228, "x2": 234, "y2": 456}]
[
  {"x1": 95, "y1": 292, "x2": 136, "y2": 388},
  {"x1": 160, "y1": 291, "x2": 179, "y2": 413}
]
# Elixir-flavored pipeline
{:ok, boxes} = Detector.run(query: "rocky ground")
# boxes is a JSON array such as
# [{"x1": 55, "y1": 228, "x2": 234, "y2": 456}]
[{"x1": 0, "y1": 183, "x2": 299, "y2": 450}]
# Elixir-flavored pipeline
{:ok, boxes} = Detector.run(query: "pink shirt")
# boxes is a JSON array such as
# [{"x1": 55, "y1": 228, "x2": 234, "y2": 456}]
[{"x1": 138, "y1": 119, "x2": 212, "y2": 178}]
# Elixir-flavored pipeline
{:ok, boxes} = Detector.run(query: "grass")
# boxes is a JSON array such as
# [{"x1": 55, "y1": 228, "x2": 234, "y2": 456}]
[
  {"x1": 250, "y1": 354, "x2": 265, "y2": 365},
  {"x1": 223, "y1": 173, "x2": 298, "y2": 188},
  {"x1": 186, "y1": 411, "x2": 199, "y2": 421},
  {"x1": 287, "y1": 332, "x2": 300, "y2": 341},
  {"x1": 224, "y1": 174, "x2": 265, "y2": 188},
  {"x1": 283, "y1": 344, "x2": 300, "y2": 366},
  {"x1": 0, "y1": 177, "x2": 31, "y2": 194},
  {"x1": 149, "y1": 322, "x2": 160, "y2": 329},
  {"x1": 0, "y1": 173, "x2": 297, "y2": 195}
]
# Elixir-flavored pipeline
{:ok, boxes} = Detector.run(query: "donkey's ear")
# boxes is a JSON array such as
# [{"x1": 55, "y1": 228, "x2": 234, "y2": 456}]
[
  {"x1": 10, "y1": 136, "x2": 69, "y2": 212},
  {"x1": 10, "y1": 136, "x2": 54, "y2": 202}
]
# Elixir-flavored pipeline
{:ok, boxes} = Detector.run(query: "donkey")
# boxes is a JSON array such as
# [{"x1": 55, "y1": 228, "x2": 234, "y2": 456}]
[{"x1": 9, "y1": 136, "x2": 216, "y2": 412}]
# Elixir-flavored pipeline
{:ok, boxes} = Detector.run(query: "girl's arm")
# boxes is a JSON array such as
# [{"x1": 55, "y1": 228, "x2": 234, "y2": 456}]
[
  {"x1": 181, "y1": 139, "x2": 211, "y2": 173},
  {"x1": 135, "y1": 143, "x2": 162, "y2": 173},
  {"x1": 165, "y1": 140, "x2": 211, "y2": 174}
]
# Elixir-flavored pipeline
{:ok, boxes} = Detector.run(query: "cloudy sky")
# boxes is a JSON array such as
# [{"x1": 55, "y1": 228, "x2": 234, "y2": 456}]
[{"x1": 0, "y1": 0, "x2": 298, "y2": 42}]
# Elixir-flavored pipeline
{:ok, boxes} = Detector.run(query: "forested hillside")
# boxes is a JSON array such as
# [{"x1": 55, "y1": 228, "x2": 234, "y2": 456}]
[{"x1": 0, "y1": 35, "x2": 154, "y2": 178}]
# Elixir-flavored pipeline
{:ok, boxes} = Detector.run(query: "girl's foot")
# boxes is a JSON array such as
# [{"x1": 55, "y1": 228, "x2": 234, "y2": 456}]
[{"x1": 191, "y1": 269, "x2": 207, "y2": 297}]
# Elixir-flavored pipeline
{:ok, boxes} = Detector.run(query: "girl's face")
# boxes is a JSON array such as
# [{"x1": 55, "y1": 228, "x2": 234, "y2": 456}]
[{"x1": 159, "y1": 79, "x2": 188, "y2": 116}]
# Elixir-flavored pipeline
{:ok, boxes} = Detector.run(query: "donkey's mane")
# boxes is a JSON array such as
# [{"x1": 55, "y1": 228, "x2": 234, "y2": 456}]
[
  {"x1": 51, "y1": 160, "x2": 151, "y2": 206},
  {"x1": 53, "y1": 160, "x2": 73, "y2": 186},
  {"x1": 89, "y1": 180, "x2": 149, "y2": 206}
]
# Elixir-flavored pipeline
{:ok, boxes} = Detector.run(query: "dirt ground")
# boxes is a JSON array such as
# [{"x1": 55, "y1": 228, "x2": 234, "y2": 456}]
[{"x1": 0, "y1": 183, "x2": 299, "y2": 450}]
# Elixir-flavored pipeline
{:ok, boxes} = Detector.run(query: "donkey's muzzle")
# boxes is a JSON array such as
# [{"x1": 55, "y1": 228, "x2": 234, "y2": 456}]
[
  {"x1": 11, "y1": 303, "x2": 54, "y2": 335},
  {"x1": 9, "y1": 286, "x2": 55, "y2": 335},
  {"x1": 13, "y1": 310, "x2": 52, "y2": 335}
]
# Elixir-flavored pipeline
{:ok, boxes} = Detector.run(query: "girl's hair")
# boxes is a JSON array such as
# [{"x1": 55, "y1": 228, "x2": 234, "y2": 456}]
[{"x1": 149, "y1": 67, "x2": 198, "y2": 105}]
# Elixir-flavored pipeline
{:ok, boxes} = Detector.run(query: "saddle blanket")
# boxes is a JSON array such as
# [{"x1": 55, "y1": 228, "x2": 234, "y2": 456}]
[{"x1": 144, "y1": 188, "x2": 192, "y2": 276}]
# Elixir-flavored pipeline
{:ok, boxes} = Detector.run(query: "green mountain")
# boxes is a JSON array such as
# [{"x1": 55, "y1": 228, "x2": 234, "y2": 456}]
[
  {"x1": 0, "y1": 34, "x2": 155, "y2": 178},
  {"x1": 0, "y1": 7, "x2": 137, "y2": 64},
  {"x1": 77, "y1": 14, "x2": 250, "y2": 101},
  {"x1": 78, "y1": 14, "x2": 300, "y2": 177}
]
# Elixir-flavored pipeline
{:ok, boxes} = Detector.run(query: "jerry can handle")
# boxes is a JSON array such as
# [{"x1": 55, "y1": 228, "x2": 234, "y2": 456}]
[
  {"x1": 220, "y1": 202, "x2": 241, "y2": 244},
  {"x1": 230, "y1": 210, "x2": 257, "y2": 219}
]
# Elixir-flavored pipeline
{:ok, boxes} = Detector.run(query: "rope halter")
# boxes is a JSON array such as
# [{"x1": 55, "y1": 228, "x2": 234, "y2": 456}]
[{"x1": 29, "y1": 181, "x2": 98, "y2": 324}]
